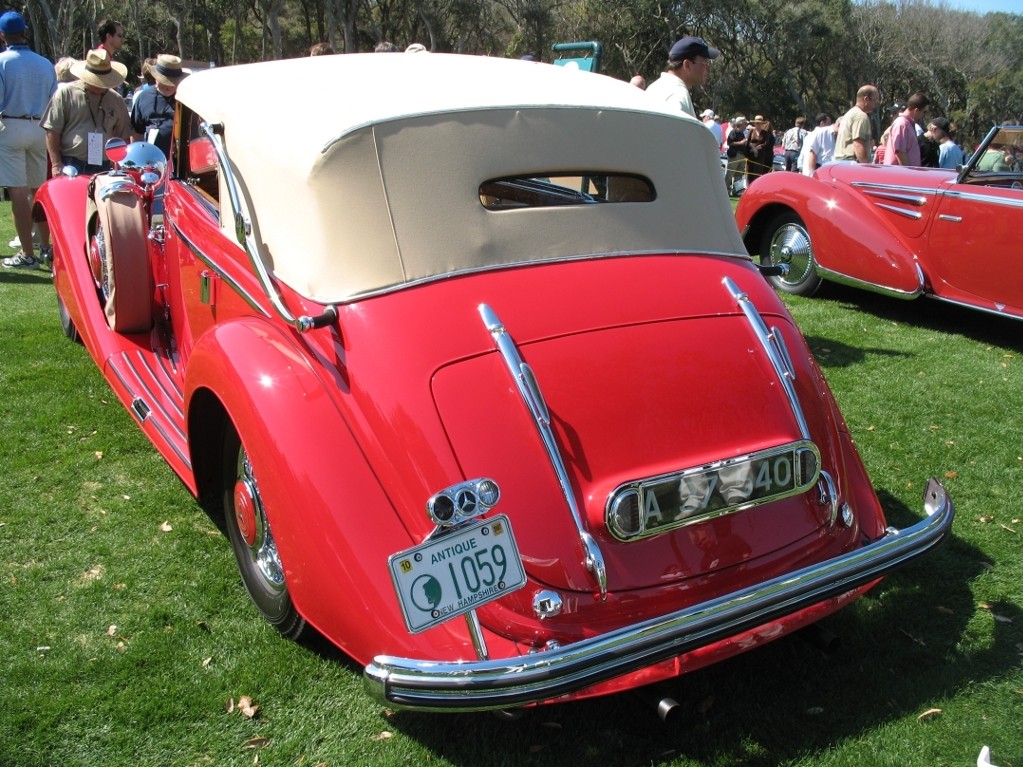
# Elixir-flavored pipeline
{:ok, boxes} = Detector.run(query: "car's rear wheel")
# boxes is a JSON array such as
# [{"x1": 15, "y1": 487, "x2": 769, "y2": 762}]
[
  {"x1": 221, "y1": 427, "x2": 306, "y2": 640},
  {"x1": 759, "y1": 211, "x2": 823, "y2": 296}
]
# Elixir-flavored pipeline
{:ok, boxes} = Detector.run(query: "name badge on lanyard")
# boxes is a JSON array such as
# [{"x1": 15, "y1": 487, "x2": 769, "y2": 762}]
[{"x1": 87, "y1": 132, "x2": 104, "y2": 166}]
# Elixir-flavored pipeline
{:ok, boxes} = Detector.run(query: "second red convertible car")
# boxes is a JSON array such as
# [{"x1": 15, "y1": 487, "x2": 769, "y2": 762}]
[
  {"x1": 736, "y1": 125, "x2": 1023, "y2": 320},
  {"x1": 35, "y1": 53, "x2": 953, "y2": 712}
]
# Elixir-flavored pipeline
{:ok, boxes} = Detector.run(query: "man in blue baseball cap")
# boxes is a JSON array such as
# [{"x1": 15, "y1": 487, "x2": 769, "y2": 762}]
[
  {"x1": 0, "y1": 10, "x2": 57, "y2": 270},
  {"x1": 644, "y1": 35, "x2": 719, "y2": 119}
]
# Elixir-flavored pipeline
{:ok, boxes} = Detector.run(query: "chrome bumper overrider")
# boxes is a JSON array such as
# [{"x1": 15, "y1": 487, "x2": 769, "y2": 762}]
[{"x1": 365, "y1": 478, "x2": 953, "y2": 711}]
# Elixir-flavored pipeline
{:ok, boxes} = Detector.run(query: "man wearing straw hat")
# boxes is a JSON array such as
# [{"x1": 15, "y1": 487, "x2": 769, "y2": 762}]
[
  {"x1": 40, "y1": 48, "x2": 133, "y2": 177},
  {"x1": 0, "y1": 11, "x2": 57, "y2": 270},
  {"x1": 130, "y1": 54, "x2": 189, "y2": 156}
]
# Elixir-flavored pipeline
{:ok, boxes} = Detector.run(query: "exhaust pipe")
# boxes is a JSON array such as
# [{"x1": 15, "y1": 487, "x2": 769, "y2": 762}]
[
  {"x1": 656, "y1": 697, "x2": 682, "y2": 723},
  {"x1": 799, "y1": 622, "x2": 841, "y2": 654}
]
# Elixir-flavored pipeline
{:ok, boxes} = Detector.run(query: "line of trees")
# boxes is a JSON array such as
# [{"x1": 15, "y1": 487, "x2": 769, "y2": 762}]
[{"x1": 14, "y1": 0, "x2": 1023, "y2": 144}]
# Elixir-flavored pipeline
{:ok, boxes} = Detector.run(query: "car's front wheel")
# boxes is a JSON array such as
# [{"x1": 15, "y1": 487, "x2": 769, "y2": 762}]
[
  {"x1": 221, "y1": 427, "x2": 306, "y2": 640},
  {"x1": 758, "y1": 211, "x2": 823, "y2": 296}
]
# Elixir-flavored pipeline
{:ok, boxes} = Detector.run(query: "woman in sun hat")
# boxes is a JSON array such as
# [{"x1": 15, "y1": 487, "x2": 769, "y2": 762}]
[
  {"x1": 746, "y1": 114, "x2": 774, "y2": 182},
  {"x1": 40, "y1": 48, "x2": 134, "y2": 175},
  {"x1": 130, "y1": 54, "x2": 189, "y2": 155}
]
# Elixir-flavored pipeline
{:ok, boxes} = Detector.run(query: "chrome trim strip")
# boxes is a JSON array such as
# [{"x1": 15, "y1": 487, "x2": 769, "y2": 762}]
[
  {"x1": 941, "y1": 189, "x2": 1023, "y2": 209},
  {"x1": 479, "y1": 303, "x2": 607, "y2": 598},
  {"x1": 816, "y1": 265, "x2": 924, "y2": 300},
  {"x1": 849, "y1": 181, "x2": 944, "y2": 197},
  {"x1": 722, "y1": 277, "x2": 810, "y2": 440},
  {"x1": 862, "y1": 189, "x2": 927, "y2": 206},
  {"x1": 937, "y1": 214, "x2": 963, "y2": 222},
  {"x1": 171, "y1": 221, "x2": 271, "y2": 319},
  {"x1": 925, "y1": 293, "x2": 1023, "y2": 321},
  {"x1": 874, "y1": 202, "x2": 923, "y2": 220},
  {"x1": 365, "y1": 479, "x2": 953, "y2": 711}
]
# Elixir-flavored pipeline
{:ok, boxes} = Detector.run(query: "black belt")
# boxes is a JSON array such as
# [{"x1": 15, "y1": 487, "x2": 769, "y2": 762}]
[{"x1": 1, "y1": 115, "x2": 40, "y2": 120}]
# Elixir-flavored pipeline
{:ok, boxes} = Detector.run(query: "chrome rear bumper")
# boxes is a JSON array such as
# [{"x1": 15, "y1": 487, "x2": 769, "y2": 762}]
[{"x1": 364, "y1": 478, "x2": 953, "y2": 711}]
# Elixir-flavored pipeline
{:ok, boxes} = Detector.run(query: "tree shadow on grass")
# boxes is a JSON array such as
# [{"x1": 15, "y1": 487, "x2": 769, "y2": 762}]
[
  {"x1": 814, "y1": 284, "x2": 1023, "y2": 355},
  {"x1": 385, "y1": 490, "x2": 1019, "y2": 767}
]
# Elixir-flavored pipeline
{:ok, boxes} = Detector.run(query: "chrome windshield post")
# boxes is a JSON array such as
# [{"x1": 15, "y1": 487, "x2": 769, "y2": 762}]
[{"x1": 198, "y1": 122, "x2": 336, "y2": 333}]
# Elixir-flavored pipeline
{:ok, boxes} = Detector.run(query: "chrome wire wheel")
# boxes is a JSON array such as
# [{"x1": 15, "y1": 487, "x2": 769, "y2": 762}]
[
  {"x1": 222, "y1": 428, "x2": 305, "y2": 639},
  {"x1": 233, "y1": 452, "x2": 286, "y2": 592},
  {"x1": 760, "y1": 211, "x2": 823, "y2": 296}
]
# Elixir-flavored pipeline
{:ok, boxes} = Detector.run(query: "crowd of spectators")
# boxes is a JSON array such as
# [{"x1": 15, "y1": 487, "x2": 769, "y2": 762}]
[{"x1": 0, "y1": 21, "x2": 1015, "y2": 270}]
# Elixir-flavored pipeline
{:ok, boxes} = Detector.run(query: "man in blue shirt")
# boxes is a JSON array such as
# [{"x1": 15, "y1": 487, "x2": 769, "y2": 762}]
[{"x1": 0, "y1": 11, "x2": 57, "y2": 269}]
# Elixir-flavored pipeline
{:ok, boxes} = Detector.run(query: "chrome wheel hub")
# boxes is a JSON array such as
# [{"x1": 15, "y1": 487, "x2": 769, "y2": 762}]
[
  {"x1": 234, "y1": 454, "x2": 285, "y2": 591},
  {"x1": 770, "y1": 224, "x2": 814, "y2": 286}
]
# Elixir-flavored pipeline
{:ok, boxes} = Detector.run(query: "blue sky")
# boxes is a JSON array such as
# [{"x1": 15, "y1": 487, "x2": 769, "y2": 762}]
[{"x1": 943, "y1": 0, "x2": 1022, "y2": 12}]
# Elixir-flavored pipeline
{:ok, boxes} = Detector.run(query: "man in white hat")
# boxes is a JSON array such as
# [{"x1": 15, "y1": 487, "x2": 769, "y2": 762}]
[
  {"x1": 0, "y1": 11, "x2": 57, "y2": 270},
  {"x1": 40, "y1": 48, "x2": 134, "y2": 176},
  {"x1": 700, "y1": 108, "x2": 722, "y2": 146},
  {"x1": 130, "y1": 54, "x2": 188, "y2": 156}
]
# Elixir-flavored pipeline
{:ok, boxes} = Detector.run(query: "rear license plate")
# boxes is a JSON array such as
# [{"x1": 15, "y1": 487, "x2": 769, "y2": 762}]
[{"x1": 388, "y1": 515, "x2": 526, "y2": 634}]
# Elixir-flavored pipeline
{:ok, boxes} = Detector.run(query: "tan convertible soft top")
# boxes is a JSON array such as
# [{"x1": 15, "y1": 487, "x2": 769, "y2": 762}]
[{"x1": 176, "y1": 53, "x2": 745, "y2": 303}]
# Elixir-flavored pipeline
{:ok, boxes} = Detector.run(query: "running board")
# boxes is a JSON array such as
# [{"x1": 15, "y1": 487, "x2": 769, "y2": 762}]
[{"x1": 105, "y1": 348, "x2": 190, "y2": 470}]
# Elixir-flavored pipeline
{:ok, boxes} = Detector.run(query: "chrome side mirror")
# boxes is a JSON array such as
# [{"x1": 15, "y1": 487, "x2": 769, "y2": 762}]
[{"x1": 105, "y1": 137, "x2": 128, "y2": 165}]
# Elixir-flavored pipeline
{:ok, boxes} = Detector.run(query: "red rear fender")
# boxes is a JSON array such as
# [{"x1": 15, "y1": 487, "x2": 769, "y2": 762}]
[{"x1": 183, "y1": 319, "x2": 470, "y2": 663}]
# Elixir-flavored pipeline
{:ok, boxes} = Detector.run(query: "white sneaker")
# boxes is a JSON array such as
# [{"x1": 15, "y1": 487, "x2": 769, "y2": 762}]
[{"x1": 9, "y1": 235, "x2": 40, "y2": 250}]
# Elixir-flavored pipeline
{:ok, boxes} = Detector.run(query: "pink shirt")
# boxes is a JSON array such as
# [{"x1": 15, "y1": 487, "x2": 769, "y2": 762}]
[{"x1": 884, "y1": 114, "x2": 920, "y2": 166}]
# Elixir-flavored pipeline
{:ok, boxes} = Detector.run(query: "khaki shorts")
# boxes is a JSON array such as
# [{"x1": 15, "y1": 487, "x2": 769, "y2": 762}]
[{"x1": 0, "y1": 118, "x2": 48, "y2": 189}]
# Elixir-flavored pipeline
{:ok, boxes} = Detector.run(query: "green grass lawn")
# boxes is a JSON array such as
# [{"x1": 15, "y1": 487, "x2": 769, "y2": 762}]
[{"x1": 1, "y1": 201, "x2": 1021, "y2": 767}]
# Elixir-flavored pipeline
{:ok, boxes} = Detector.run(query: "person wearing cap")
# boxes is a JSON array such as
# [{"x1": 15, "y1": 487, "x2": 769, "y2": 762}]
[
  {"x1": 130, "y1": 54, "x2": 188, "y2": 156},
  {"x1": 700, "y1": 108, "x2": 722, "y2": 146},
  {"x1": 834, "y1": 84, "x2": 879, "y2": 163},
  {"x1": 884, "y1": 92, "x2": 930, "y2": 166},
  {"x1": 929, "y1": 117, "x2": 965, "y2": 169},
  {"x1": 645, "y1": 35, "x2": 719, "y2": 119},
  {"x1": 40, "y1": 48, "x2": 134, "y2": 177},
  {"x1": 0, "y1": 10, "x2": 58, "y2": 270},
  {"x1": 781, "y1": 116, "x2": 807, "y2": 172}
]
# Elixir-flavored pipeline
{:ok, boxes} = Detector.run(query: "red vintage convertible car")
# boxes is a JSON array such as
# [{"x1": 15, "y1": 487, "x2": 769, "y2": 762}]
[
  {"x1": 35, "y1": 53, "x2": 953, "y2": 711},
  {"x1": 736, "y1": 125, "x2": 1023, "y2": 320}
]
